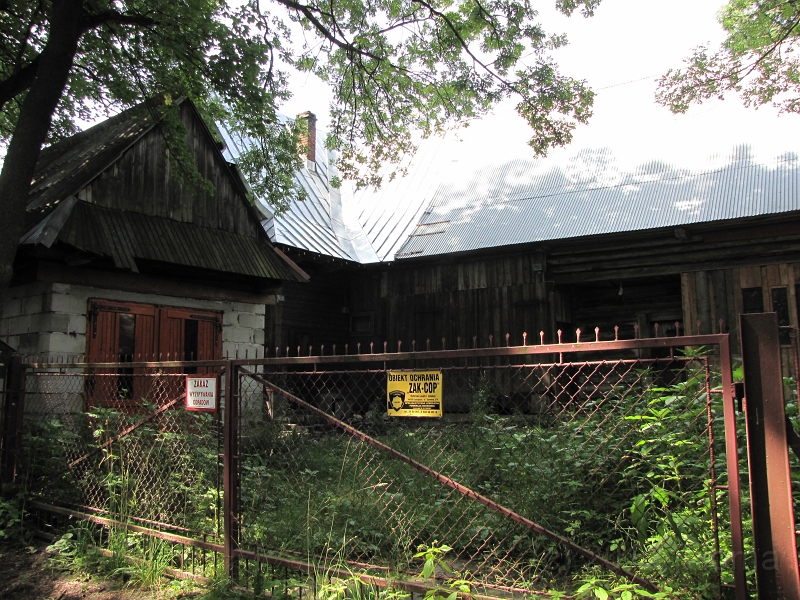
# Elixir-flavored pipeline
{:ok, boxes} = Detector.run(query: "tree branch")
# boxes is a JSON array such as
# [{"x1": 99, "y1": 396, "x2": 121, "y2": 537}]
[
  {"x1": 82, "y1": 10, "x2": 156, "y2": 31},
  {"x1": 273, "y1": 0, "x2": 385, "y2": 62},
  {"x1": 0, "y1": 8, "x2": 156, "y2": 112},
  {"x1": 0, "y1": 55, "x2": 40, "y2": 111},
  {"x1": 409, "y1": 0, "x2": 513, "y2": 92}
]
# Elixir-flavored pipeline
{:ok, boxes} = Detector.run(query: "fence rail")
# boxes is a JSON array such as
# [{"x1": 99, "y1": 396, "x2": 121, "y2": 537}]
[{"x1": 4, "y1": 333, "x2": 747, "y2": 598}]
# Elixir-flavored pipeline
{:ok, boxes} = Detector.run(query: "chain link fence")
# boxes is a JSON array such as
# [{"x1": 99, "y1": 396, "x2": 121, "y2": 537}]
[
  {"x1": 7, "y1": 336, "x2": 745, "y2": 598},
  {"x1": 18, "y1": 365, "x2": 225, "y2": 576},
  {"x1": 238, "y1": 353, "x2": 734, "y2": 598}
]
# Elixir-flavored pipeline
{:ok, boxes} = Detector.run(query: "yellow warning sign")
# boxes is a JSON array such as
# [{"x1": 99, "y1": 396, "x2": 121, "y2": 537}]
[{"x1": 387, "y1": 370, "x2": 443, "y2": 417}]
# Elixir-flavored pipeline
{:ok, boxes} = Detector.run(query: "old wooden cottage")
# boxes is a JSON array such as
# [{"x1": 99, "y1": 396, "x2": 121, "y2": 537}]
[
  {"x1": 0, "y1": 99, "x2": 305, "y2": 362},
  {"x1": 245, "y1": 117, "x2": 800, "y2": 367}
]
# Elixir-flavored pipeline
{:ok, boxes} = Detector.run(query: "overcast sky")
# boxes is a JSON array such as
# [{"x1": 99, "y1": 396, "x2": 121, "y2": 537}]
[{"x1": 281, "y1": 0, "x2": 800, "y2": 173}]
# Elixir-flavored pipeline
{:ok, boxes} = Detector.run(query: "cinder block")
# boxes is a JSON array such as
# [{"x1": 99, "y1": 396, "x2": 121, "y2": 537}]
[
  {"x1": 232, "y1": 302, "x2": 256, "y2": 314},
  {"x1": 51, "y1": 283, "x2": 71, "y2": 294},
  {"x1": 253, "y1": 329, "x2": 265, "y2": 345},
  {"x1": 238, "y1": 313, "x2": 264, "y2": 329},
  {"x1": 31, "y1": 313, "x2": 71, "y2": 333},
  {"x1": 45, "y1": 332, "x2": 86, "y2": 355},
  {"x1": 6, "y1": 315, "x2": 30, "y2": 335},
  {"x1": 70, "y1": 295, "x2": 89, "y2": 315},
  {"x1": 224, "y1": 327, "x2": 254, "y2": 344},
  {"x1": 18, "y1": 333, "x2": 39, "y2": 354},
  {"x1": 222, "y1": 312, "x2": 239, "y2": 327},
  {"x1": 254, "y1": 304, "x2": 266, "y2": 315},
  {"x1": 23, "y1": 294, "x2": 43, "y2": 315},
  {"x1": 2, "y1": 298, "x2": 22, "y2": 318},
  {"x1": 68, "y1": 314, "x2": 87, "y2": 335},
  {"x1": 45, "y1": 293, "x2": 73, "y2": 314}
]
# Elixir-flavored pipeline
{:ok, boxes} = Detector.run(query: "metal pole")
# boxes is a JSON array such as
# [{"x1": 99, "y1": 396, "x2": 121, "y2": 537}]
[
  {"x1": 740, "y1": 313, "x2": 800, "y2": 599},
  {"x1": 223, "y1": 360, "x2": 239, "y2": 578},
  {"x1": 1, "y1": 357, "x2": 24, "y2": 489},
  {"x1": 719, "y1": 335, "x2": 748, "y2": 600}
]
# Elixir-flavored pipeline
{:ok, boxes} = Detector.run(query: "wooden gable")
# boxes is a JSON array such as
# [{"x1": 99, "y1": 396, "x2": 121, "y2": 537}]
[
  {"x1": 20, "y1": 100, "x2": 305, "y2": 283},
  {"x1": 75, "y1": 101, "x2": 262, "y2": 238}
]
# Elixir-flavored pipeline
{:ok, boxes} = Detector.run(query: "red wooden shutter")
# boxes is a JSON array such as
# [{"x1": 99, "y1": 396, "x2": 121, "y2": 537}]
[{"x1": 85, "y1": 300, "x2": 157, "y2": 407}]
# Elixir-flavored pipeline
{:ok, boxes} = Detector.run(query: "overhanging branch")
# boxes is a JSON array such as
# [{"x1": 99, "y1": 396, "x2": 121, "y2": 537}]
[
  {"x1": 273, "y1": 0, "x2": 385, "y2": 62},
  {"x1": 0, "y1": 55, "x2": 40, "y2": 111}
]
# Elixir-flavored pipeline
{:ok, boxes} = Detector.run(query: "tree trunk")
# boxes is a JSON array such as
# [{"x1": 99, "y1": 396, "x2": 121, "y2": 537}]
[{"x1": 0, "y1": 0, "x2": 84, "y2": 340}]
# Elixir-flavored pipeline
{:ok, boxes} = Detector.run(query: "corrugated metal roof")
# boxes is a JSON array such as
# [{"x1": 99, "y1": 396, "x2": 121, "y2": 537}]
[
  {"x1": 347, "y1": 135, "x2": 448, "y2": 262},
  {"x1": 220, "y1": 119, "x2": 363, "y2": 262},
  {"x1": 394, "y1": 146, "x2": 800, "y2": 259},
  {"x1": 221, "y1": 118, "x2": 800, "y2": 265}
]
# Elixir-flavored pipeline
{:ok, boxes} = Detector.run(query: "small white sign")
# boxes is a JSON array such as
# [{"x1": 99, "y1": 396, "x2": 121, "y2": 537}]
[{"x1": 186, "y1": 375, "x2": 218, "y2": 412}]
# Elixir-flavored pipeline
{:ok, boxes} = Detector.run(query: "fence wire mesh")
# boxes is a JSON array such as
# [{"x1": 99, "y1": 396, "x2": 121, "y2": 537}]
[
  {"x1": 9, "y1": 344, "x2": 741, "y2": 598},
  {"x1": 20, "y1": 367, "x2": 224, "y2": 546},
  {"x1": 239, "y1": 355, "x2": 733, "y2": 598}
]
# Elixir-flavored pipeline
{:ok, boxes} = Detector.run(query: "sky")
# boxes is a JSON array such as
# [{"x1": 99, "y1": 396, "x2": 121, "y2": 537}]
[{"x1": 280, "y1": 0, "x2": 800, "y2": 174}]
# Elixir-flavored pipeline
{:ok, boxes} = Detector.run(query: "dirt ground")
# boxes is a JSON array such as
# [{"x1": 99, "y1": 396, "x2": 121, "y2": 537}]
[{"x1": 0, "y1": 541, "x2": 202, "y2": 600}]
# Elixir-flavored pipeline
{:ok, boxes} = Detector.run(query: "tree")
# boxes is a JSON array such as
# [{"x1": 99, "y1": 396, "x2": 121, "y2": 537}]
[
  {"x1": 0, "y1": 0, "x2": 599, "y2": 315},
  {"x1": 656, "y1": 0, "x2": 800, "y2": 114}
]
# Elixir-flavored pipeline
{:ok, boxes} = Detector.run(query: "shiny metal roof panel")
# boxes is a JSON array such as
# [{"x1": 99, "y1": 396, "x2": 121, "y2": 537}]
[
  {"x1": 219, "y1": 119, "x2": 359, "y2": 261},
  {"x1": 349, "y1": 135, "x2": 449, "y2": 262},
  {"x1": 395, "y1": 148, "x2": 800, "y2": 259}
]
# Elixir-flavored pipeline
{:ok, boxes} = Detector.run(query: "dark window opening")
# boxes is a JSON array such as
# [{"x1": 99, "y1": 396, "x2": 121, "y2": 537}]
[
  {"x1": 351, "y1": 314, "x2": 373, "y2": 335},
  {"x1": 771, "y1": 287, "x2": 792, "y2": 345},
  {"x1": 742, "y1": 287, "x2": 764, "y2": 314},
  {"x1": 184, "y1": 319, "x2": 199, "y2": 374},
  {"x1": 117, "y1": 313, "x2": 135, "y2": 399}
]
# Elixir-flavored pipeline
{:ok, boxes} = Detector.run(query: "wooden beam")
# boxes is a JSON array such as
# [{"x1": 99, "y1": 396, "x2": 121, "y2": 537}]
[
  {"x1": 34, "y1": 262, "x2": 278, "y2": 305},
  {"x1": 551, "y1": 250, "x2": 800, "y2": 284}
]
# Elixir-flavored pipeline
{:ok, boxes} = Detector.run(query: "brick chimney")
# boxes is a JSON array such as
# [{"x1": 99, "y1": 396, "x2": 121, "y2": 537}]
[{"x1": 296, "y1": 111, "x2": 316, "y2": 164}]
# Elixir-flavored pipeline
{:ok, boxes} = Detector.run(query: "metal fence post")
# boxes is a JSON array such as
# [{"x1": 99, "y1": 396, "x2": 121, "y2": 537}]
[
  {"x1": 1, "y1": 357, "x2": 25, "y2": 489},
  {"x1": 740, "y1": 313, "x2": 800, "y2": 599},
  {"x1": 719, "y1": 335, "x2": 748, "y2": 600},
  {"x1": 223, "y1": 360, "x2": 239, "y2": 578}
]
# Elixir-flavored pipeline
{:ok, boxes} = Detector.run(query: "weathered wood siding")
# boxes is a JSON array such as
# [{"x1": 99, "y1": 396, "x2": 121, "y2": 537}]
[
  {"x1": 345, "y1": 252, "x2": 558, "y2": 348},
  {"x1": 76, "y1": 103, "x2": 260, "y2": 238},
  {"x1": 270, "y1": 212, "x2": 800, "y2": 357},
  {"x1": 682, "y1": 263, "x2": 800, "y2": 364},
  {"x1": 267, "y1": 268, "x2": 351, "y2": 353}
]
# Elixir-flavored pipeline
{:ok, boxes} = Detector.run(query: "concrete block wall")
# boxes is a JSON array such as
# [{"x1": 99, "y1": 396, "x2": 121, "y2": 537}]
[{"x1": 0, "y1": 282, "x2": 267, "y2": 359}]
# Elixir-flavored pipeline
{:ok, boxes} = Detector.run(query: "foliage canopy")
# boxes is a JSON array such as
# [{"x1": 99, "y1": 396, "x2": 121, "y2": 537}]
[
  {"x1": 657, "y1": 0, "x2": 800, "y2": 115},
  {"x1": 0, "y1": 0, "x2": 599, "y2": 210}
]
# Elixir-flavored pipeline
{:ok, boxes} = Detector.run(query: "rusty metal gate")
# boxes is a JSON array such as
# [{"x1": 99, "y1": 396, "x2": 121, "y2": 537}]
[{"x1": 5, "y1": 331, "x2": 747, "y2": 598}]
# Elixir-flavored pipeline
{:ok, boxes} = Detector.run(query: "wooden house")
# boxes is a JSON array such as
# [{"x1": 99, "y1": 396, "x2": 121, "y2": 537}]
[
  {"x1": 0, "y1": 99, "x2": 306, "y2": 362},
  {"x1": 256, "y1": 131, "x2": 800, "y2": 372}
]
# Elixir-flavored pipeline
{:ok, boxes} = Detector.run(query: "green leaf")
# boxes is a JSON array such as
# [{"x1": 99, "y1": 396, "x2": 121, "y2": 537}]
[{"x1": 422, "y1": 558, "x2": 435, "y2": 579}]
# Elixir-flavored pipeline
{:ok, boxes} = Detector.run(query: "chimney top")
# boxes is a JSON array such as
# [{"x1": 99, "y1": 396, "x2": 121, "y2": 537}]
[{"x1": 296, "y1": 112, "x2": 317, "y2": 166}]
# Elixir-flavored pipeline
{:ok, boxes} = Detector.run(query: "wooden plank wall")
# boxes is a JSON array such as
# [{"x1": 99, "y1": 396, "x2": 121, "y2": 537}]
[
  {"x1": 570, "y1": 276, "x2": 683, "y2": 341},
  {"x1": 344, "y1": 252, "x2": 559, "y2": 348},
  {"x1": 682, "y1": 263, "x2": 800, "y2": 363},
  {"x1": 77, "y1": 103, "x2": 261, "y2": 238},
  {"x1": 267, "y1": 269, "x2": 351, "y2": 354}
]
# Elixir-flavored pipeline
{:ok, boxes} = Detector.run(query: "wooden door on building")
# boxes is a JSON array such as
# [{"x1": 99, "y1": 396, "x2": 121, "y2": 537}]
[{"x1": 86, "y1": 299, "x2": 222, "y2": 407}]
